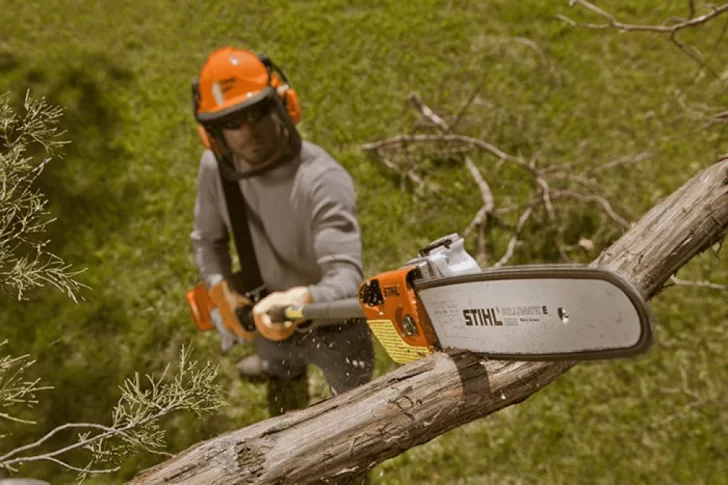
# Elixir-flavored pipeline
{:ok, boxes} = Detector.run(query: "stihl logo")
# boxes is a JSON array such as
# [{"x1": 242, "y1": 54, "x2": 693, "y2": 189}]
[
  {"x1": 383, "y1": 286, "x2": 400, "y2": 297},
  {"x1": 463, "y1": 308, "x2": 503, "y2": 326}
]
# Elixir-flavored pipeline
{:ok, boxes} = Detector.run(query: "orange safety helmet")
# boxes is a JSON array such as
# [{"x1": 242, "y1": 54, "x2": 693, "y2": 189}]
[{"x1": 191, "y1": 47, "x2": 302, "y2": 178}]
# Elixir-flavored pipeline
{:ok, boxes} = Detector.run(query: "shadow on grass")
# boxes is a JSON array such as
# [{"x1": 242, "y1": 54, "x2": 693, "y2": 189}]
[
  {"x1": 7, "y1": 53, "x2": 142, "y2": 256},
  {"x1": 0, "y1": 52, "x2": 154, "y2": 482}
]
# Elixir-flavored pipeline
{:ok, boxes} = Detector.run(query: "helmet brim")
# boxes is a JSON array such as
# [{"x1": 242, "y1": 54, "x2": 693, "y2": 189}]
[{"x1": 195, "y1": 87, "x2": 274, "y2": 125}]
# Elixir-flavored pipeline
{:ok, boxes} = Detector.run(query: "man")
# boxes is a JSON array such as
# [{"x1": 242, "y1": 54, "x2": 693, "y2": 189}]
[{"x1": 190, "y1": 47, "x2": 375, "y2": 416}]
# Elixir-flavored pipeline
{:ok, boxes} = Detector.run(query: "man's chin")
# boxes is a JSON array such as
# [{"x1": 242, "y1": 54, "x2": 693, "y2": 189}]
[
  {"x1": 233, "y1": 151, "x2": 272, "y2": 167},
  {"x1": 244, "y1": 155, "x2": 270, "y2": 167}
]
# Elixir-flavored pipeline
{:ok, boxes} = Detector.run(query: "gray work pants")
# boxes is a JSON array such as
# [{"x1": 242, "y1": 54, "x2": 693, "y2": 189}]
[{"x1": 254, "y1": 318, "x2": 374, "y2": 408}]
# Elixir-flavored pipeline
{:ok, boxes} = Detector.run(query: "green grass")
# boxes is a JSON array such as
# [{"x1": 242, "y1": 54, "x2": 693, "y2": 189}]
[{"x1": 0, "y1": 0, "x2": 726, "y2": 483}]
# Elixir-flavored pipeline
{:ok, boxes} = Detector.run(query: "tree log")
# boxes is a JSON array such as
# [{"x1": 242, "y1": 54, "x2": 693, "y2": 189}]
[{"x1": 130, "y1": 158, "x2": 728, "y2": 485}]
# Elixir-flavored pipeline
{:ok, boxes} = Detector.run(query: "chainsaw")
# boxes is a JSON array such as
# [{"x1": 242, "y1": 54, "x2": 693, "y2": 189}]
[
  {"x1": 187, "y1": 233, "x2": 654, "y2": 364},
  {"x1": 266, "y1": 233, "x2": 653, "y2": 364}
]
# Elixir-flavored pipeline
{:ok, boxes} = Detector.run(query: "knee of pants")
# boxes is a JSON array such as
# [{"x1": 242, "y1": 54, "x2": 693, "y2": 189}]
[
  {"x1": 254, "y1": 338, "x2": 307, "y2": 380},
  {"x1": 302, "y1": 319, "x2": 376, "y2": 394},
  {"x1": 259, "y1": 356, "x2": 307, "y2": 380}
]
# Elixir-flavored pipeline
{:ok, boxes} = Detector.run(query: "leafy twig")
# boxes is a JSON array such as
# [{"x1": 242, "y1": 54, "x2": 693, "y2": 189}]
[
  {"x1": 0, "y1": 91, "x2": 85, "y2": 302},
  {"x1": 0, "y1": 346, "x2": 226, "y2": 482}
]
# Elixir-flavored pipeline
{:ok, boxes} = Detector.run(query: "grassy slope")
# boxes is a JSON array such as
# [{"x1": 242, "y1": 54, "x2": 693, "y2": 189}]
[{"x1": 0, "y1": 0, "x2": 726, "y2": 483}]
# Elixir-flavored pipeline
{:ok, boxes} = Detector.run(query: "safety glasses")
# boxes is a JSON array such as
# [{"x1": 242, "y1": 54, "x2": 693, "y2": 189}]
[{"x1": 219, "y1": 101, "x2": 272, "y2": 130}]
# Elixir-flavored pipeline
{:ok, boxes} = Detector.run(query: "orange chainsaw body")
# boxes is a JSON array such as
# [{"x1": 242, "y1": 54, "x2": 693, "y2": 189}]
[{"x1": 358, "y1": 265, "x2": 439, "y2": 355}]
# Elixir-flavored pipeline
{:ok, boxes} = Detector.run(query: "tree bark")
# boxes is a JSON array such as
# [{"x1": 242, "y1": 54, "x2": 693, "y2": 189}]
[{"x1": 130, "y1": 158, "x2": 728, "y2": 485}]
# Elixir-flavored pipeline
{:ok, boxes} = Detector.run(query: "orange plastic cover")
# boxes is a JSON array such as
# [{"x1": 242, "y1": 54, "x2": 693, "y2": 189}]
[
  {"x1": 186, "y1": 283, "x2": 214, "y2": 331},
  {"x1": 359, "y1": 265, "x2": 439, "y2": 350}
]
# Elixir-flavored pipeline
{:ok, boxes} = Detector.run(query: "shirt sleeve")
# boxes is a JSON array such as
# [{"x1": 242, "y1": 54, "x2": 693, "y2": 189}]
[
  {"x1": 306, "y1": 165, "x2": 364, "y2": 303},
  {"x1": 190, "y1": 151, "x2": 233, "y2": 289}
]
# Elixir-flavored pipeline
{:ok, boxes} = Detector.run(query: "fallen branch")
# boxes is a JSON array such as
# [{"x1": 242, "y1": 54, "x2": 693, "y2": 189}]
[
  {"x1": 365, "y1": 93, "x2": 649, "y2": 265},
  {"x1": 558, "y1": 1, "x2": 728, "y2": 79},
  {"x1": 558, "y1": 0, "x2": 728, "y2": 33},
  {"x1": 670, "y1": 275, "x2": 728, "y2": 290},
  {"x1": 362, "y1": 133, "x2": 532, "y2": 172},
  {"x1": 494, "y1": 207, "x2": 534, "y2": 268},
  {"x1": 407, "y1": 92, "x2": 496, "y2": 265},
  {"x1": 551, "y1": 190, "x2": 631, "y2": 229},
  {"x1": 130, "y1": 158, "x2": 728, "y2": 485},
  {"x1": 376, "y1": 150, "x2": 426, "y2": 190}
]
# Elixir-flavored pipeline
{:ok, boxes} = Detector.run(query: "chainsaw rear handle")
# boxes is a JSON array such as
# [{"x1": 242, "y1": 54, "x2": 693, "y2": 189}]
[{"x1": 267, "y1": 297, "x2": 365, "y2": 323}]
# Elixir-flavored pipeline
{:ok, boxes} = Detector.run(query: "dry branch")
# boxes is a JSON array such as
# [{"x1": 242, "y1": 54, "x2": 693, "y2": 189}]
[
  {"x1": 361, "y1": 133, "x2": 532, "y2": 172},
  {"x1": 558, "y1": 1, "x2": 728, "y2": 79},
  {"x1": 407, "y1": 92, "x2": 495, "y2": 265},
  {"x1": 130, "y1": 159, "x2": 728, "y2": 485},
  {"x1": 558, "y1": 0, "x2": 728, "y2": 33},
  {"x1": 495, "y1": 207, "x2": 534, "y2": 268},
  {"x1": 365, "y1": 93, "x2": 650, "y2": 265},
  {"x1": 670, "y1": 275, "x2": 728, "y2": 290}
]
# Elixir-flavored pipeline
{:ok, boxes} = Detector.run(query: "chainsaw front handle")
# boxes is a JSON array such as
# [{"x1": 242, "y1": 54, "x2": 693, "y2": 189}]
[{"x1": 267, "y1": 298, "x2": 365, "y2": 324}]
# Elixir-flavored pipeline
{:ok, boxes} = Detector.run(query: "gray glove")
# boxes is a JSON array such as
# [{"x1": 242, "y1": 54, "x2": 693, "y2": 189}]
[{"x1": 210, "y1": 307, "x2": 245, "y2": 353}]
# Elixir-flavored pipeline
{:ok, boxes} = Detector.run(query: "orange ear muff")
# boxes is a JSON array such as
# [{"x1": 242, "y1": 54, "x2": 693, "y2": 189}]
[
  {"x1": 265, "y1": 58, "x2": 301, "y2": 126},
  {"x1": 192, "y1": 80, "x2": 220, "y2": 152},
  {"x1": 196, "y1": 124, "x2": 226, "y2": 157},
  {"x1": 282, "y1": 88, "x2": 301, "y2": 125}
]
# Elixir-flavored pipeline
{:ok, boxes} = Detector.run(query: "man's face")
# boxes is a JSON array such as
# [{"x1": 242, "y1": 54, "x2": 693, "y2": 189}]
[{"x1": 221, "y1": 102, "x2": 280, "y2": 165}]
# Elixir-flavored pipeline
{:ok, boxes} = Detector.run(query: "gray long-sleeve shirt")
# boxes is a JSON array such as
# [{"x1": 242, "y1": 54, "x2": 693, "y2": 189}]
[{"x1": 190, "y1": 141, "x2": 364, "y2": 303}]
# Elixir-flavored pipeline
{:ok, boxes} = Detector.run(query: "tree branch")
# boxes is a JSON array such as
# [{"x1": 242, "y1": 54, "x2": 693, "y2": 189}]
[
  {"x1": 129, "y1": 158, "x2": 728, "y2": 485},
  {"x1": 407, "y1": 92, "x2": 496, "y2": 265},
  {"x1": 362, "y1": 133, "x2": 533, "y2": 172},
  {"x1": 494, "y1": 207, "x2": 534, "y2": 268},
  {"x1": 669, "y1": 275, "x2": 728, "y2": 290},
  {"x1": 365, "y1": 93, "x2": 650, "y2": 265},
  {"x1": 559, "y1": 0, "x2": 728, "y2": 33},
  {"x1": 558, "y1": 1, "x2": 728, "y2": 77}
]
